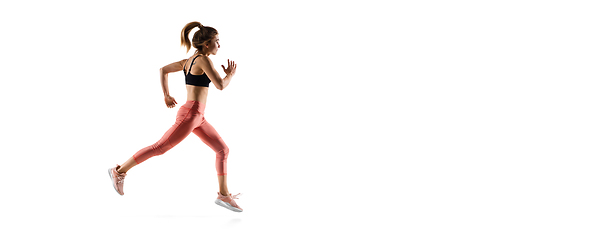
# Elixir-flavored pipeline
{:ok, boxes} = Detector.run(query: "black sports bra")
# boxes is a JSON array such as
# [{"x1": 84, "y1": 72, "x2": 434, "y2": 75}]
[{"x1": 183, "y1": 55, "x2": 211, "y2": 87}]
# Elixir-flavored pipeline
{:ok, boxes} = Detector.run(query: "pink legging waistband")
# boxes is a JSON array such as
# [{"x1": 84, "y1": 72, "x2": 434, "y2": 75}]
[
  {"x1": 132, "y1": 101, "x2": 228, "y2": 175},
  {"x1": 179, "y1": 100, "x2": 206, "y2": 112}
]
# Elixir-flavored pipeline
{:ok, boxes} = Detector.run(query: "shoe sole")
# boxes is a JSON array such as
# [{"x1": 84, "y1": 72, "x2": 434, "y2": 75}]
[
  {"x1": 215, "y1": 199, "x2": 243, "y2": 212},
  {"x1": 108, "y1": 168, "x2": 123, "y2": 196}
]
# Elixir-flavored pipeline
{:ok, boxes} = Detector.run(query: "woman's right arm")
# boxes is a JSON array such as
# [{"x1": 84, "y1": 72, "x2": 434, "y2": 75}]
[{"x1": 198, "y1": 56, "x2": 236, "y2": 90}]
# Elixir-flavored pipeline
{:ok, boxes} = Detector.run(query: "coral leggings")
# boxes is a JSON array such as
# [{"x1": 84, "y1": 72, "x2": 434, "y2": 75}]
[{"x1": 133, "y1": 101, "x2": 228, "y2": 175}]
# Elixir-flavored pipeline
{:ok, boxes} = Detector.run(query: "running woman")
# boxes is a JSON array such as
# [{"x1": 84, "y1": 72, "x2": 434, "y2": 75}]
[{"x1": 108, "y1": 21, "x2": 242, "y2": 212}]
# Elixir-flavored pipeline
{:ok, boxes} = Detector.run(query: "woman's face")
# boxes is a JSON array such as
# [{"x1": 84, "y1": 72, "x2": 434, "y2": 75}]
[{"x1": 205, "y1": 34, "x2": 220, "y2": 55}]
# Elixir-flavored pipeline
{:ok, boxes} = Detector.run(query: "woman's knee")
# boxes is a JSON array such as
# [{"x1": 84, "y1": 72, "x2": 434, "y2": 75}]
[
  {"x1": 217, "y1": 145, "x2": 229, "y2": 158},
  {"x1": 151, "y1": 140, "x2": 176, "y2": 156}
]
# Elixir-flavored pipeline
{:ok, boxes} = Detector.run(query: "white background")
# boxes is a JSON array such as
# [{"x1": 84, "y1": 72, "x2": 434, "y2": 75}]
[{"x1": 1, "y1": 0, "x2": 596, "y2": 239}]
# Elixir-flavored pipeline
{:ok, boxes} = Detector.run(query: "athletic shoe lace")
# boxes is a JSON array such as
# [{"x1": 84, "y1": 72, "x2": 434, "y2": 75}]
[
  {"x1": 116, "y1": 173, "x2": 126, "y2": 184},
  {"x1": 230, "y1": 193, "x2": 242, "y2": 200}
]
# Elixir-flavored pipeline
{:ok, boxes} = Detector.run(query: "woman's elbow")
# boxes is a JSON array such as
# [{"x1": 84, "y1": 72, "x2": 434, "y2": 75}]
[
  {"x1": 160, "y1": 67, "x2": 174, "y2": 75},
  {"x1": 214, "y1": 81, "x2": 225, "y2": 90}
]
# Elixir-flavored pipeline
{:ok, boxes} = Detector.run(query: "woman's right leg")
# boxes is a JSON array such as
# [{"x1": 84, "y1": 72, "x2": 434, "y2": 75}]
[
  {"x1": 109, "y1": 102, "x2": 205, "y2": 196},
  {"x1": 119, "y1": 103, "x2": 203, "y2": 173},
  {"x1": 116, "y1": 156, "x2": 137, "y2": 173}
]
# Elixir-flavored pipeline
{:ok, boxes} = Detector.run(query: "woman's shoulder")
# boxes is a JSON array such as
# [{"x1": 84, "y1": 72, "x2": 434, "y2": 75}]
[
  {"x1": 195, "y1": 54, "x2": 211, "y2": 59},
  {"x1": 193, "y1": 54, "x2": 213, "y2": 66}
]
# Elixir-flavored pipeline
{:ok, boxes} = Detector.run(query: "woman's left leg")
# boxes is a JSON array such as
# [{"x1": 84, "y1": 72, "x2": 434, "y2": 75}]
[
  {"x1": 194, "y1": 120, "x2": 243, "y2": 212},
  {"x1": 192, "y1": 119, "x2": 230, "y2": 195}
]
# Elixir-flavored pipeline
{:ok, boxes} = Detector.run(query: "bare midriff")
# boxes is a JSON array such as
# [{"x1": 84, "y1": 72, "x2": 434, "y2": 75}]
[{"x1": 186, "y1": 85, "x2": 209, "y2": 104}]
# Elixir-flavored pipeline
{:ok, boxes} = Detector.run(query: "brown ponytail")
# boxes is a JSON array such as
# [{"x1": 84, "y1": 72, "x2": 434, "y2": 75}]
[{"x1": 180, "y1": 21, "x2": 219, "y2": 53}]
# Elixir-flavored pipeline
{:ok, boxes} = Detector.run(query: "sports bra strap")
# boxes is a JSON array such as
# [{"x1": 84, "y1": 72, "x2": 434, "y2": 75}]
[{"x1": 184, "y1": 55, "x2": 202, "y2": 75}]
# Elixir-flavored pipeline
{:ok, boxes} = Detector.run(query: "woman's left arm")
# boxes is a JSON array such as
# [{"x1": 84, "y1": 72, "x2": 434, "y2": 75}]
[
  {"x1": 160, "y1": 59, "x2": 186, "y2": 107},
  {"x1": 160, "y1": 59, "x2": 186, "y2": 96}
]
